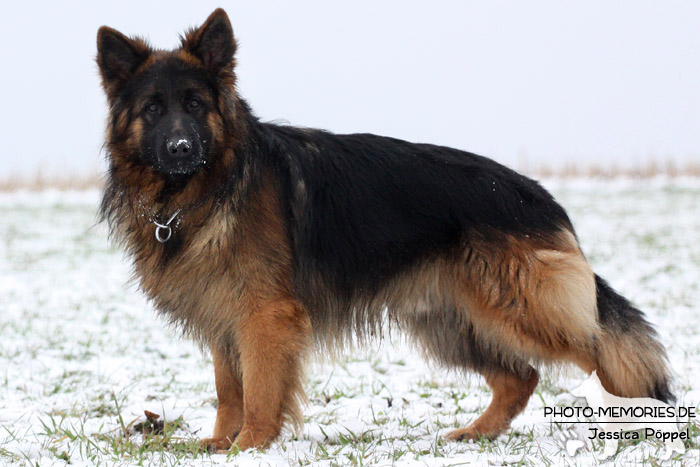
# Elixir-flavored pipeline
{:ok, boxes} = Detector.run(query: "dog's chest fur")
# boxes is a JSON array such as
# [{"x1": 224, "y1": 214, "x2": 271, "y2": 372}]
[{"x1": 109, "y1": 180, "x2": 293, "y2": 344}]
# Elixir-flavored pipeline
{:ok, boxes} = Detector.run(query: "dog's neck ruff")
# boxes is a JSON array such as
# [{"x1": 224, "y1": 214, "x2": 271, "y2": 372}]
[
  {"x1": 140, "y1": 193, "x2": 216, "y2": 244},
  {"x1": 153, "y1": 209, "x2": 181, "y2": 243}
]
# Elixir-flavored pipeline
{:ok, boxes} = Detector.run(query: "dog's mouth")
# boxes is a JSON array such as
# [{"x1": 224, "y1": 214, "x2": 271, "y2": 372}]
[{"x1": 157, "y1": 155, "x2": 207, "y2": 176}]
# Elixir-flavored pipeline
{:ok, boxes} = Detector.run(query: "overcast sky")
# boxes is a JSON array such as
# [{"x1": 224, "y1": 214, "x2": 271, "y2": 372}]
[{"x1": 1, "y1": 1, "x2": 698, "y2": 177}]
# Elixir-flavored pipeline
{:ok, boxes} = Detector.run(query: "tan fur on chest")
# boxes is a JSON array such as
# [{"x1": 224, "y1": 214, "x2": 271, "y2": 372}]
[{"x1": 123, "y1": 178, "x2": 294, "y2": 344}]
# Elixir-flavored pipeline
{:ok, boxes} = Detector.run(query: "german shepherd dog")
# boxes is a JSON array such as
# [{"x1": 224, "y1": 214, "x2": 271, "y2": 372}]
[{"x1": 96, "y1": 9, "x2": 674, "y2": 452}]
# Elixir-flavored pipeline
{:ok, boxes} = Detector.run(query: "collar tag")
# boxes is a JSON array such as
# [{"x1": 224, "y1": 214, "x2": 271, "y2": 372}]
[{"x1": 153, "y1": 209, "x2": 181, "y2": 243}]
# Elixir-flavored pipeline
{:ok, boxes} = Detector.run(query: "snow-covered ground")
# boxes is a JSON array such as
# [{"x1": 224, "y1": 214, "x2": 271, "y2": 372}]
[{"x1": 1, "y1": 179, "x2": 698, "y2": 466}]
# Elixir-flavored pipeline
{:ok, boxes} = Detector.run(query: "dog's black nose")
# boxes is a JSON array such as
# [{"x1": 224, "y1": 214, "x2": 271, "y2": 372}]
[{"x1": 166, "y1": 137, "x2": 192, "y2": 156}]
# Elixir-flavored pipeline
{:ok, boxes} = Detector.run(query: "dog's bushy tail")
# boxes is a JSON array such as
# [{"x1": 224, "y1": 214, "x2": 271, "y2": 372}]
[{"x1": 594, "y1": 274, "x2": 675, "y2": 403}]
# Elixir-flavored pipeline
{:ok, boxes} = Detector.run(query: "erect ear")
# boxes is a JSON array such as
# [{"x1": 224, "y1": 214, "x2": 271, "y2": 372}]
[
  {"x1": 96, "y1": 26, "x2": 151, "y2": 95},
  {"x1": 181, "y1": 8, "x2": 236, "y2": 74}
]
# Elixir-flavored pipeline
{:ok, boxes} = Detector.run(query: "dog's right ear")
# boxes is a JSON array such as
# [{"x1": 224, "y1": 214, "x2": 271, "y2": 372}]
[{"x1": 97, "y1": 27, "x2": 151, "y2": 98}]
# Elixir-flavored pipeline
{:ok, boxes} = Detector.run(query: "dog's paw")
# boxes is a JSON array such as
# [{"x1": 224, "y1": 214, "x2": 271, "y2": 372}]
[
  {"x1": 198, "y1": 437, "x2": 234, "y2": 453},
  {"x1": 445, "y1": 426, "x2": 491, "y2": 442}
]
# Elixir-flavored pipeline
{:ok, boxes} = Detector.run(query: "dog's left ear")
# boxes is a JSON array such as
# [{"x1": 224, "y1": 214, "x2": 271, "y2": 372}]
[{"x1": 182, "y1": 8, "x2": 236, "y2": 74}]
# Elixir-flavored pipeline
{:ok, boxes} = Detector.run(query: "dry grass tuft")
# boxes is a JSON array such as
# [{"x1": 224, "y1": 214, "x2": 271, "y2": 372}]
[
  {"x1": 0, "y1": 173, "x2": 103, "y2": 192},
  {"x1": 525, "y1": 159, "x2": 700, "y2": 179},
  {"x1": 1, "y1": 160, "x2": 699, "y2": 192}
]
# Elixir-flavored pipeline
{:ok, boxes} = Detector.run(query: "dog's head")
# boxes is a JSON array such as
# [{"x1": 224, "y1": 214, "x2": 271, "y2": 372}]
[{"x1": 97, "y1": 9, "x2": 238, "y2": 179}]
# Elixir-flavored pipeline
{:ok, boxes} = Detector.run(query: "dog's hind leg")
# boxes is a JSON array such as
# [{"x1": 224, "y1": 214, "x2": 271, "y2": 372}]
[
  {"x1": 419, "y1": 230, "x2": 595, "y2": 440},
  {"x1": 401, "y1": 309, "x2": 539, "y2": 440},
  {"x1": 445, "y1": 366, "x2": 539, "y2": 441}
]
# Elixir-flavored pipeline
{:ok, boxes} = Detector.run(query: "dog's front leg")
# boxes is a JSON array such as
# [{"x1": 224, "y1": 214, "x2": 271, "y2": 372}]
[
  {"x1": 199, "y1": 345, "x2": 244, "y2": 452},
  {"x1": 233, "y1": 298, "x2": 311, "y2": 451}
]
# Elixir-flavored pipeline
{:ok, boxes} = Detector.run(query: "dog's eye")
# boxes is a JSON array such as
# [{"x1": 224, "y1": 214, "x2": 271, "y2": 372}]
[
  {"x1": 189, "y1": 98, "x2": 201, "y2": 110},
  {"x1": 146, "y1": 103, "x2": 160, "y2": 113}
]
